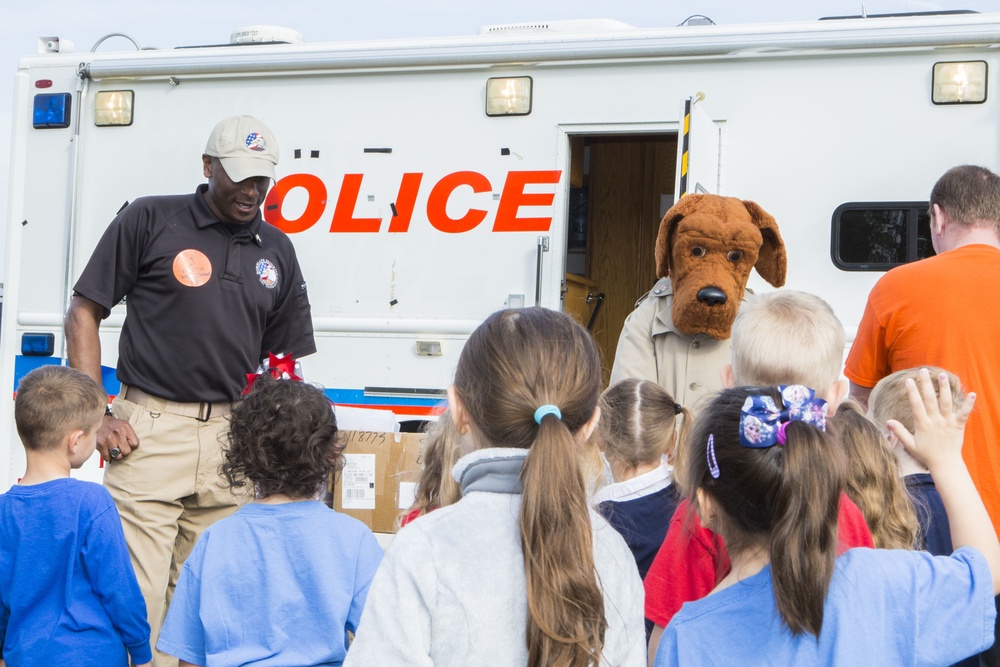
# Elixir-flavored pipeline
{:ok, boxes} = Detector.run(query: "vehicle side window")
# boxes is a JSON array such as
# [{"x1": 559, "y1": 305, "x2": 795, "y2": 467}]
[{"x1": 831, "y1": 202, "x2": 934, "y2": 271}]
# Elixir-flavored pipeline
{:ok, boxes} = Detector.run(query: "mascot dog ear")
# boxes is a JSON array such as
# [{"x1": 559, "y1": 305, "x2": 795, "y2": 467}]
[
  {"x1": 742, "y1": 199, "x2": 786, "y2": 287},
  {"x1": 654, "y1": 195, "x2": 787, "y2": 287}
]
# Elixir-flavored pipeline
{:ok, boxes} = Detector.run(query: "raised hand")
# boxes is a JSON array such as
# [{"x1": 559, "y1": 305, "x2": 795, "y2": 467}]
[{"x1": 886, "y1": 368, "x2": 975, "y2": 471}]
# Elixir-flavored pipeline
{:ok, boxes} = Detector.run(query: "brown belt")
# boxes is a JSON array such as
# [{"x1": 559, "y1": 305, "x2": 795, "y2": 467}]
[{"x1": 119, "y1": 384, "x2": 233, "y2": 421}]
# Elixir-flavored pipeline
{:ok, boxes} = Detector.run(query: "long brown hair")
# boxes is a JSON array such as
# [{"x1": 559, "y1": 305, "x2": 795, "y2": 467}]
[
  {"x1": 829, "y1": 400, "x2": 918, "y2": 549},
  {"x1": 679, "y1": 386, "x2": 847, "y2": 637},
  {"x1": 599, "y1": 378, "x2": 690, "y2": 472},
  {"x1": 453, "y1": 307, "x2": 606, "y2": 666},
  {"x1": 396, "y1": 410, "x2": 462, "y2": 528}
]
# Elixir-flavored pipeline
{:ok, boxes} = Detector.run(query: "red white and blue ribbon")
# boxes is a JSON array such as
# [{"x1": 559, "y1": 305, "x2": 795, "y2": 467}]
[{"x1": 243, "y1": 352, "x2": 303, "y2": 395}]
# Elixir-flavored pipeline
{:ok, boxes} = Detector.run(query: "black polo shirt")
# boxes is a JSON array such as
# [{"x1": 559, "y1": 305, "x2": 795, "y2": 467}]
[{"x1": 74, "y1": 184, "x2": 316, "y2": 403}]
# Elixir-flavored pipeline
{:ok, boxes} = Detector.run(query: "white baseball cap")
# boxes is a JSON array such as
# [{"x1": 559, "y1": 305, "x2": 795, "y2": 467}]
[{"x1": 204, "y1": 115, "x2": 279, "y2": 183}]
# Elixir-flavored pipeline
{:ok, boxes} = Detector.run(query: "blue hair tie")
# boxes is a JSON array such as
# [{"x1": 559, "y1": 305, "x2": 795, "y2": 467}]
[{"x1": 534, "y1": 404, "x2": 562, "y2": 424}]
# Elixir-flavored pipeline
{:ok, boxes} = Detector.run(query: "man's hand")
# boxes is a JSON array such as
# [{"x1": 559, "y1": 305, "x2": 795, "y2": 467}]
[
  {"x1": 66, "y1": 293, "x2": 140, "y2": 462},
  {"x1": 99, "y1": 414, "x2": 140, "y2": 462}
]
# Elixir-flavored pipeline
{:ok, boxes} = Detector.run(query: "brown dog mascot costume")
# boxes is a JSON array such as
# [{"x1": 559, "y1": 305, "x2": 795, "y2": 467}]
[{"x1": 609, "y1": 194, "x2": 787, "y2": 406}]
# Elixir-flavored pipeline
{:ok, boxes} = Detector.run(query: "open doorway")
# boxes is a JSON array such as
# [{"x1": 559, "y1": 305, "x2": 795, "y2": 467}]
[{"x1": 562, "y1": 133, "x2": 679, "y2": 388}]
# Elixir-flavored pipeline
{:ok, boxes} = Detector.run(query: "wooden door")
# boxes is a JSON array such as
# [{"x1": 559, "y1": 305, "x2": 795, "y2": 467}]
[{"x1": 585, "y1": 135, "x2": 676, "y2": 388}]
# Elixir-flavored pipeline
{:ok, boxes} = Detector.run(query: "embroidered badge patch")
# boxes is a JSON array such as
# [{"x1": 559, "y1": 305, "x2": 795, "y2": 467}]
[
  {"x1": 256, "y1": 259, "x2": 278, "y2": 289},
  {"x1": 245, "y1": 132, "x2": 267, "y2": 152},
  {"x1": 172, "y1": 249, "x2": 212, "y2": 287}
]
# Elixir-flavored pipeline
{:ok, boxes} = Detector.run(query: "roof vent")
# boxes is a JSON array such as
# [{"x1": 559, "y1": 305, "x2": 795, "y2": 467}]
[
  {"x1": 478, "y1": 19, "x2": 635, "y2": 36},
  {"x1": 230, "y1": 26, "x2": 304, "y2": 45}
]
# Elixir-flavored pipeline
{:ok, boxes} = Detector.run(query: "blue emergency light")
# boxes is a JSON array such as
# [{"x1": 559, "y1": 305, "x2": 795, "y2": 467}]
[
  {"x1": 32, "y1": 93, "x2": 72, "y2": 129},
  {"x1": 21, "y1": 333, "x2": 55, "y2": 356}
]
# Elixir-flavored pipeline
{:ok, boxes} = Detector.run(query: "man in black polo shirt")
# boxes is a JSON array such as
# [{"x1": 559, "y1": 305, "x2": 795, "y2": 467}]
[{"x1": 64, "y1": 115, "x2": 315, "y2": 666}]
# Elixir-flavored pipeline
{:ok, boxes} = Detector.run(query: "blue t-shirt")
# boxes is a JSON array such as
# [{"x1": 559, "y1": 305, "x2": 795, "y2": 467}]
[
  {"x1": 157, "y1": 500, "x2": 383, "y2": 666},
  {"x1": 0, "y1": 478, "x2": 151, "y2": 666},
  {"x1": 656, "y1": 547, "x2": 995, "y2": 666}
]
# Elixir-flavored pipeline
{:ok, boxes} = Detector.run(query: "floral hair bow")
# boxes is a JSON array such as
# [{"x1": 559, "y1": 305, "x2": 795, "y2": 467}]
[{"x1": 738, "y1": 385, "x2": 828, "y2": 448}]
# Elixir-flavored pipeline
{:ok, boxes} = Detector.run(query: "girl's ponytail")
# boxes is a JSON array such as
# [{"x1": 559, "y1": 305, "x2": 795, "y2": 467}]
[
  {"x1": 521, "y1": 415, "x2": 607, "y2": 666},
  {"x1": 452, "y1": 308, "x2": 607, "y2": 665},
  {"x1": 680, "y1": 386, "x2": 847, "y2": 638},
  {"x1": 770, "y1": 421, "x2": 847, "y2": 636}
]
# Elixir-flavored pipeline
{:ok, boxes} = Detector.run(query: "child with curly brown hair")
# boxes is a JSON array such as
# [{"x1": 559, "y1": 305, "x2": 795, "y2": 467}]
[{"x1": 155, "y1": 375, "x2": 382, "y2": 667}]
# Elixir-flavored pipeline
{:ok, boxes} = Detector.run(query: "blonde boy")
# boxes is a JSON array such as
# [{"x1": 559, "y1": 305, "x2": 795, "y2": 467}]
[
  {"x1": 724, "y1": 290, "x2": 847, "y2": 396},
  {"x1": 0, "y1": 366, "x2": 151, "y2": 667},
  {"x1": 645, "y1": 290, "x2": 874, "y2": 664}
]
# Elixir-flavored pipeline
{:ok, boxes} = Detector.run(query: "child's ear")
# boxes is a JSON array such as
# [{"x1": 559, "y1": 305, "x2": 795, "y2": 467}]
[
  {"x1": 887, "y1": 431, "x2": 903, "y2": 452},
  {"x1": 823, "y1": 379, "x2": 849, "y2": 406},
  {"x1": 665, "y1": 431, "x2": 678, "y2": 465},
  {"x1": 65, "y1": 429, "x2": 85, "y2": 455},
  {"x1": 695, "y1": 488, "x2": 717, "y2": 530},
  {"x1": 446, "y1": 385, "x2": 470, "y2": 435},
  {"x1": 720, "y1": 364, "x2": 735, "y2": 389},
  {"x1": 576, "y1": 405, "x2": 602, "y2": 446}
]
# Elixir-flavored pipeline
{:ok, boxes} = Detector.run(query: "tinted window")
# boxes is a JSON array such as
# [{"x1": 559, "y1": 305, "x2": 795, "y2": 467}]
[{"x1": 832, "y1": 202, "x2": 935, "y2": 271}]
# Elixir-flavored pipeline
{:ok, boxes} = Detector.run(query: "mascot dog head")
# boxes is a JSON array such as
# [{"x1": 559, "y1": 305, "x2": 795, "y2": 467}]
[{"x1": 655, "y1": 194, "x2": 786, "y2": 340}]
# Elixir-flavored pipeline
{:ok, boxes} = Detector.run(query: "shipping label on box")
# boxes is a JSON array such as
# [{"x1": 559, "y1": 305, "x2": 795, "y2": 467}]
[
  {"x1": 331, "y1": 430, "x2": 424, "y2": 534},
  {"x1": 340, "y1": 454, "x2": 376, "y2": 510}
]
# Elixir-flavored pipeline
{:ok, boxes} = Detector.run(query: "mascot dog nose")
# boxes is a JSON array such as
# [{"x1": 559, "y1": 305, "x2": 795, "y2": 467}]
[{"x1": 697, "y1": 287, "x2": 728, "y2": 306}]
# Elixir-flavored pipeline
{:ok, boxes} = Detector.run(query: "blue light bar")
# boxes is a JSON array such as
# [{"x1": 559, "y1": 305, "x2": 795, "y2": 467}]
[
  {"x1": 32, "y1": 93, "x2": 72, "y2": 129},
  {"x1": 21, "y1": 333, "x2": 55, "y2": 356}
]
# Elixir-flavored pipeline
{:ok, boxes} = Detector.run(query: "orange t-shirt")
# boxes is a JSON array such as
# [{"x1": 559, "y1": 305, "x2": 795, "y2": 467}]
[{"x1": 845, "y1": 244, "x2": 1000, "y2": 537}]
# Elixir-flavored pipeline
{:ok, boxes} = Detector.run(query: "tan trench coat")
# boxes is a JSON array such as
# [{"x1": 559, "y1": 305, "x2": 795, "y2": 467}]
[{"x1": 609, "y1": 277, "x2": 732, "y2": 408}]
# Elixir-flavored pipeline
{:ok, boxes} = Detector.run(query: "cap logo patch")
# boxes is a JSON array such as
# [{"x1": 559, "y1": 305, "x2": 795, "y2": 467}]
[
  {"x1": 245, "y1": 132, "x2": 267, "y2": 152},
  {"x1": 256, "y1": 258, "x2": 278, "y2": 289}
]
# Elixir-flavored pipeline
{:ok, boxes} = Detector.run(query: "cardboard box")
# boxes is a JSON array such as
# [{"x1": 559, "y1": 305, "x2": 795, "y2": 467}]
[{"x1": 330, "y1": 430, "x2": 424, "y2": 533}]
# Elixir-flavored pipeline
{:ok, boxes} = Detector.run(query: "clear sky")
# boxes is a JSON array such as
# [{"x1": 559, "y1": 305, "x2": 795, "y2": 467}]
[{"x1": 1, "y1": 0, "x2": 996, "y2": 290}]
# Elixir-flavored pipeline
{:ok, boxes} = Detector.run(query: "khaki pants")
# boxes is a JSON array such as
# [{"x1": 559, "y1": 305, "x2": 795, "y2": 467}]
[{"x1": 105, "y1": 395, "x2": 245, "y2": 667}]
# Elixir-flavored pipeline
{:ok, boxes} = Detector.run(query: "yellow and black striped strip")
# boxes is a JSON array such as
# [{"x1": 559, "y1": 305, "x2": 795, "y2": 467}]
[{"x1": 678, "y1": 97, "x2": 692, "y2": 199}]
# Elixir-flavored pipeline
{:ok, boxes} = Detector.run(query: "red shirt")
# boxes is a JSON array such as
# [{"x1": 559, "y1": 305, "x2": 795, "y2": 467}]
[{"x1": 643, "y1": 492, "x2": 874, "y2": 627}]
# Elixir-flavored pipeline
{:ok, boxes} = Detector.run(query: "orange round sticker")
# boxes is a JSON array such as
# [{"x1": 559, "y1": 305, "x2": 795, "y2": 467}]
[{"x1": 172, "y1": 249, "x2": 212, "y2": 287}]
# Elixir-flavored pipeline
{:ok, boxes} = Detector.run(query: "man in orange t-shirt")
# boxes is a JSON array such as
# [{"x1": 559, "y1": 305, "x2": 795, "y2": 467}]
[
  {"x1": 846, "y1": 164, "x2": 1000, "y2": 666},
  {"x1": 846, "y1": 165, "x2": 1000, "y2": 538}
]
